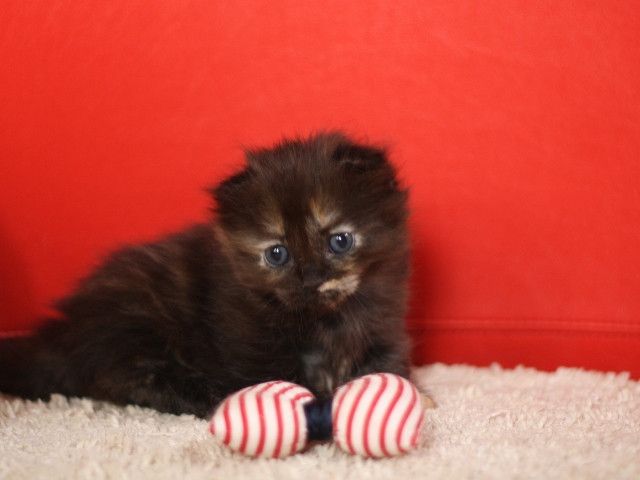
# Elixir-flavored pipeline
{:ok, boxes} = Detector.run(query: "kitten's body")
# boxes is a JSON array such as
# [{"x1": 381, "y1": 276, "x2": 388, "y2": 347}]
[{"x1": 0, "y1": 132, "x2": 411, "y2": 418}]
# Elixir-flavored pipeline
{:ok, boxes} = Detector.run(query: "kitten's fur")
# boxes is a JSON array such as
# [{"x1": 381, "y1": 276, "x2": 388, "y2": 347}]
[{"x1": 0, "y1": 132, "x2": 411, "y2": 418}]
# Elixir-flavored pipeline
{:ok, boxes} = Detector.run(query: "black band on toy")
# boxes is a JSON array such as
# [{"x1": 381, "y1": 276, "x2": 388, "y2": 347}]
[{"x1": 303, "y1": 397, "x2": 333, "y2": 441}]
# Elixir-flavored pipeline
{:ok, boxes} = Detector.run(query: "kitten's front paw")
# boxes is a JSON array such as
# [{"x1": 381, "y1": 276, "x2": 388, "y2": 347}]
[{"x1": 420, "y1": 393, "x2": 436, "y2": 409}]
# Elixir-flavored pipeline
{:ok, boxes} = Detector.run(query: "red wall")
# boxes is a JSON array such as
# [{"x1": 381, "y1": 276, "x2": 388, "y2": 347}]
[{"x1": 1, "y1": 1, "x2": 639, "y2": 376}]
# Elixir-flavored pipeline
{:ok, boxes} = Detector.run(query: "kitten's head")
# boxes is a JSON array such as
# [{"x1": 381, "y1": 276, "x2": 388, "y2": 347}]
[{"x1": 211, "y1": 132, "x2": 409, "y2": 313}]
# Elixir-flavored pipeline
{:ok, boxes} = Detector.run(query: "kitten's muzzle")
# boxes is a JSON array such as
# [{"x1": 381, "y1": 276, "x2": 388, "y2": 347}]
[
  {"x1": 291, "y1": 266, "x2": 360, "y2": 308},
  {"x1": 298, "y1": 264, "x2": 326, "y2": 291},
  {"x1": 302, "y1": 277, "x2": 325, "y2": 292},
  {"x1": 304, "y1": 274, "x2": 361, "y2": 307},
  {"x1": 298, "y1": 275, "x2": 339, "y2": 306}
]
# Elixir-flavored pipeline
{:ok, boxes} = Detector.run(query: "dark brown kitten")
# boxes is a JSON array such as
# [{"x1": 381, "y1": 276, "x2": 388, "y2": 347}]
[{"x1": 0, "y1": 132, "x2": 411, "y2": 418}]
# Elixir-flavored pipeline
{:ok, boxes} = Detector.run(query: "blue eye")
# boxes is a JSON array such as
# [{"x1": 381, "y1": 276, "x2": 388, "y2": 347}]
[
  {"x1": 264, "y1": 245, "x2": 290, "y2": 267},
  {"x1": 328, "y1": 233, "x2": 354, "y2": 254}
]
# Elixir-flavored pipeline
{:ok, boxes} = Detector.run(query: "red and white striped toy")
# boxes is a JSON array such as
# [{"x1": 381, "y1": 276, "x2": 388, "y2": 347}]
[{"x1": 209, "y1": 373, "x2": 424, "y2": 458}]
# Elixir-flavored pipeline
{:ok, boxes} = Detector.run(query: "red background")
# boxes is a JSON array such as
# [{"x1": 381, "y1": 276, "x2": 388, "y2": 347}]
[{"x1": 1, "y1": 1, "x2": 639, "y2": 377}]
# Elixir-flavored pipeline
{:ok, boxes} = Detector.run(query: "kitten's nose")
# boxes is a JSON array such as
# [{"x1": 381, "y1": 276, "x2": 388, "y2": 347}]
[
  {"x1": 302, "y1": 275, "x2": 324, "y2": 292},
  {"x1": 300, "y1": 266, "x2": 325, "y2": 292}
]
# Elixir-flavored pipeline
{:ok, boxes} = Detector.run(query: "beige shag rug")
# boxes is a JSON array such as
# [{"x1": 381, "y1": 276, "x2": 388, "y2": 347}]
[{"x1": 1, "y1": 363, "x2": 639, "y2": 480}]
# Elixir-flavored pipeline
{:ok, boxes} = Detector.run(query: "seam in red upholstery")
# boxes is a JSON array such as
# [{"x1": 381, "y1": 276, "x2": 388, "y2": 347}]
[
  {"x1": 0, "y1": 331, "x2": 32, "y2": 339},
  {"x1": 408, "y1": 319, "x2": 640, "y2": 336}
]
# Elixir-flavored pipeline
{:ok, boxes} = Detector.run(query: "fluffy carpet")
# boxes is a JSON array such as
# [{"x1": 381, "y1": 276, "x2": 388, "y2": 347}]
[{"x1": 1, "y1": 363, "x2": 639, "y2": 479}]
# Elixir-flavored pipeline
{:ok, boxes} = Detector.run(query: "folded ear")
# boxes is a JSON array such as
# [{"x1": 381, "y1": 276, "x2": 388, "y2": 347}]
[
  {"x1": 331, "y1": 140, "x2": 388, "y2": 173},
  {"x1": 208, "y1": 167, "x2": 254, "y2": 205}
]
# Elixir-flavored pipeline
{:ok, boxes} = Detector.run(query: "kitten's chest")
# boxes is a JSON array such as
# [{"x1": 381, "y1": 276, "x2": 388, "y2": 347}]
[
  {"x1": 275, "y1": 311, "x2": 367, "y2": 396},
  {"x1": 300, "y1": 348, "x2": 353, "y2": 397}
]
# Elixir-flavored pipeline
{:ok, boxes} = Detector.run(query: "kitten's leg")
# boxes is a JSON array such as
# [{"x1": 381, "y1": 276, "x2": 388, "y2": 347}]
[
  {"x1": 29, "y1": 319, "x2": 227, "y2": 418},
  {"x1": 95, "y1": 362, "x2": 225, "y2": 418},
  {"x1": 0, "y1": 335, "x2": 66, "y2": 401}
]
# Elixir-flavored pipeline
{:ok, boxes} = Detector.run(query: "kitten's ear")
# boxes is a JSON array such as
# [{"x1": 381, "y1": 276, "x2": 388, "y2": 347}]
[
  {"x1": 208, "y1": 167, "x2": 254, "y2": 203},
  {"x1": 331, "y1": 141, "x2": 388, "y2": 173}
]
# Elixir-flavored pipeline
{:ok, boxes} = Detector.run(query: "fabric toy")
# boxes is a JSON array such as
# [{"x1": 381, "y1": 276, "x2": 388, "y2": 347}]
[{"x1": 209, "y1": 373, "x2": 424, "y2": 458}]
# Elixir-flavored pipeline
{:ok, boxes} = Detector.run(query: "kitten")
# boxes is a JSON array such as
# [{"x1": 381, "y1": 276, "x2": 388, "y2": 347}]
[{"x1": 0, "y1": 132, "x2": 411, "y2": 418}]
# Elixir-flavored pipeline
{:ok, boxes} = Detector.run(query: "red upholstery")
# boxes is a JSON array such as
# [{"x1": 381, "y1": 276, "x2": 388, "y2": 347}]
[{"x1": 1, "y1": 1, "x2": 638, "y2": 377}]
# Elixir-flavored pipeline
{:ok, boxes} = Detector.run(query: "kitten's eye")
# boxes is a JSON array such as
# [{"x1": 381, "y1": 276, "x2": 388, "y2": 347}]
[
  {"x1": 264, "y1": 245, "x2": 290, "y2": 267},
  {"x1": 328, "y1": 233, "x2": 354, "y2": 254}
]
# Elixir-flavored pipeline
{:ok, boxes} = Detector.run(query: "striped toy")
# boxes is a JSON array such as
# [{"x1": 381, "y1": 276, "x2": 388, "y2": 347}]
[{"x1": 209, "y1": 373, "x2": 424, "y2": 458}]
